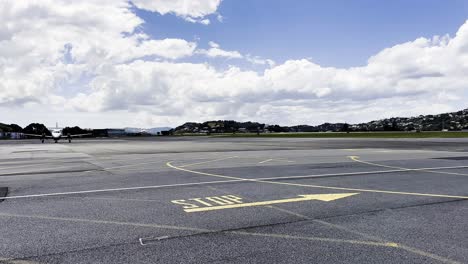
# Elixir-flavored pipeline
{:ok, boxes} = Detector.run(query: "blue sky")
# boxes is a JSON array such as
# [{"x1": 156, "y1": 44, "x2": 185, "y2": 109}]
[
  {"x1": 137, "y1": 0, "x2": 468, "y2": 67},
  {"x1": 2, "y1": 0, "x2": 468, "y2": 128}
]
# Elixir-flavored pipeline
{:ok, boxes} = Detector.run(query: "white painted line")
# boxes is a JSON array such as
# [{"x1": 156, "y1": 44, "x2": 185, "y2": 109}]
[
  {"x1": 0, "y1": 212, "x2": 207, "y2": 232},
  {"x1": 348, "y1": 156, "x2": 468, "y2": 176},
  {"x1": 100, "y1": 161, "x2": 162, "y2": 171},
  {"x1": 258, "y1": 158, "x2": 294, "y2": 164},
  {"x1": 0, "y1": 165, "x2": 96, "y2": 176},
  {"x1": 167, "y1": 162, "x2": 468, "y2": 200},
  {"x1": 3, "y1": 180, "x2": 241, "y2": 199},
  {"x1": 179, "y1": 156, "x2": 239, "y2": 168},
  {"x1": 5, "y1": 164, "x2": 468, "y2": 200},
  {"x1": 0, "y1": 163, "x2": 43, "y2": 170}
]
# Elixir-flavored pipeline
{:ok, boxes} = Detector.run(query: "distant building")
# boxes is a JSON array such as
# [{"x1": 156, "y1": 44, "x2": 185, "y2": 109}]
[
  {"x1": 10, "y1": 132, "x2": 25, "y2": 139},
  {"x1": 108, "y1": 129, "x2": 126, "y2": 137},
  {"x1": 93, "y1": 129, "x2": 126, "y2": 137},
  {"x1": 0, "y1": 132, "x2": 25, "y2": 139}
]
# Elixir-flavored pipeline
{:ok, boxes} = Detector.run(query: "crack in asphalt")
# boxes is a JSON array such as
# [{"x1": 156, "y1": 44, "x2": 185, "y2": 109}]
[{"x1": 0, "y1": 187, "x2": 8, "y2": 203}]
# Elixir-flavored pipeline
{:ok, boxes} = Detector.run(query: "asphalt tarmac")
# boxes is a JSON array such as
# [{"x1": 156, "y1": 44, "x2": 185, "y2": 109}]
[{"x1": 0, "y1": 137, "x2": 467, "y2": 263}]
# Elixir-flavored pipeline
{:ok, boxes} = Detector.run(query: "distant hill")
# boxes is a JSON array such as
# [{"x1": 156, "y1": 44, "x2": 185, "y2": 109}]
[
  {"x1": 173, "y1": 121, "x2": 264, "y2": 134},
  {"x1": 350, "y1": 108, "x2": 468, "y2": 132},
  {"x1": 171, "y1": 108, "x2": 468, "y2": 134},
  {"x1": 125, "y1": 127, "x2": 172, "y2": 135},
  {"x1": 0, "y1": 123, "x2": 22, "y2": 133},
  {"x1": 3, "y1": 108, "x2": 467, "y2": 136}
]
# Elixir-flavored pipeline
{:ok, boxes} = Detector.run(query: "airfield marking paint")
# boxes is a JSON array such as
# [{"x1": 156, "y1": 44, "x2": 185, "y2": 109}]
[
  {"x1": 195, "y1": 185, "x2": 403, "y2": 254},
  {"x1": 76, "y1": 196, "x2": 164, "y2": 203},
  {"x1": 5, "y1": 162, "x2": 468, "y2": 199},
  {"x1": 99, "y1": 161, "x2": 162, "y2": 171},
  {"x1": 191, "y1": 184, "x2": 421, "y2": 257},
  {"x1": 0, "y1": 163, "x2": 44, "y2": 170},
  {"x1": 348, "y1": 156, "x2": 410, "y2": 170},
  {"x1": 166, "y1": 162, "x2": 462, "y2": 264},
  {"x1": 138, "y1": 228, "x2": 462, "y2": 263},
  {"x1": 310, "y1": 218, "x2": 460, "y2": 264},
  {"x1": 348, "y1": 156, "x2": 468, "y2": 177},
  {"x1": 178, "y1": 156, "x2": 239, "y2": 168},
  {"x1": 172, "y1": 195, "x2": 244, "y2": 211},
  {"x1": 82, "y1": 155, "x2": 237, "y2": 172},
  {"x1": 258, "y1": 158, "x2": 294, "y2": 164},
  {"x1": 170, "y1": 167, "x2": 461, "y2": 264},
  {"x1": 173, "y1": 193, "x2": 358, "y2": 213},
  {"x1": 230, "y1": 231, "x2": 398, "y2": 248},
  {"x1": 0, "y1": 187, "x2": 460, "y2": 263},
  {"x1": 0, "y1": 212, "x2": 208, "y2": 232},
  {"x1": 0, "y1": 213, "x2": 412, "y2": 251},
  {"x1": 0, "y1": 212, "x2": 457, "y2": 263},
  {"x1": 394, "y1": 244, "x2": 461, "y2": 264},
  {"x1": 166, "y1": 162, "x2": 468, "y2": 199},
  {"x1": 4, "y1": 162, "x2": 468, "y2": 199},
  {"x1": 0, "y1": 165, "x2": 97, "y2": 176},
  {"x1": 2, "y1": 179, "x2": 243, "y2": 199},
  {"x1": 230, "y1": 231, "x2": 460, "y2": 264}
]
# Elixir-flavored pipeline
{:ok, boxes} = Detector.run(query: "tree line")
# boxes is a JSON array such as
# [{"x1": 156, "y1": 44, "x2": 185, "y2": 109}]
[{"x1": 0, "y1": 123, "x2": 90, "y2": 136}]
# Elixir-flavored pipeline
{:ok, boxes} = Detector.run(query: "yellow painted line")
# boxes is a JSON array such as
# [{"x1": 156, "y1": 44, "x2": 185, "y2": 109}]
[
  {"x1": 0, "y1": 212, "x2": 208, "y2": 232},
  {"x1": 313, "y1": 219, "x2": 384, "y2": 242},
  {"x1": 311, "y1": 219, "x2": 460, "y2": 264},
  {"x1": 184, "y1": 193, "x2": 358, "y2": 213},
  {"x1": 348, "y1": 156, "x2": 408, "y2": 170},
  {"x1": 0, "y1": 165, "x2": 95, "y2": 176},
  {"x1": 167, "y1": 161, "x2": 243, "y2": 181},
  {"x1": 75, "y1": 196, "x2": 163, "y2": 203},
  {"x1": 0, "y1": 258, "x2": 41, "y2": 264},
  {"x1": 208, "y1": 184, "x2": 460, "y2": 264},
  {"x1": 0, "y1": 164, "x2": 45, "y2": 170},
  {"x1": 101, "y1": 161, "x2": 161, "y2": 170},
  {"x1": 179, "y1": 156, "x2": 238, "y2": 168},
  {"x1": 264, "y1": 180, "x2": 468, "y2": 199},
  {"x1": 0, "y1": 208, "x2": 461, "y2": 263},
  {"x1": 268, "y1": 205, "x2": 310, "y2": 219},
  {"x1": 348, "y1": 156, "x2": 468, "y2": 177},
  {"x1": 433, "y1": 171, "x2": 468, "y2": 177},
  {"x1": 6, "y1": 162, "x2": 468, "y2": 200},
  {"x1": 229, "y1": 231, "x2": 397, "y2": 248},
  {"x1": 0, "y1": 213, "x2": 393, "y2": 250},
  {"x1": 259, "y1": 158, "x2": 294, "y2": 164},
  {"x1": 396, "y1": 244, "x2": 462, "y2": 264},
  {"x1": 166, "y1": 162, "x2": 468, "y2": 199}
]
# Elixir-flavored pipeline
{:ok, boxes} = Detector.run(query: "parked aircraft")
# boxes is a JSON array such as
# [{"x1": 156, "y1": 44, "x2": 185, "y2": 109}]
[{"x1": 24, "y1": 123, "x2": 91, "y2": 143}]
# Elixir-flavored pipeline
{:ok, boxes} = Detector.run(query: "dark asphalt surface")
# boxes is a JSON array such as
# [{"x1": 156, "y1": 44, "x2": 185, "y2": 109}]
[{"x1": 0, "y1": 137, "x2": 467, "y2": 263}]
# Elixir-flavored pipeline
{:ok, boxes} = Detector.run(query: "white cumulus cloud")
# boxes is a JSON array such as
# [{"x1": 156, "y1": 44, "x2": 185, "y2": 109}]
[
  {"x1": 68, "y1": 21, "x2": 468, "y2": 126},
  {"x1": 197, "y1": 41, "x2": 243, "y2": 58},
  {"x1": 1, "y1": 0, "x2": 468, "y2": 128},
  {"x1": 0, "y1": 0, "x2": 196, "y2": 106},
  {"x1": 131, "y1": 0, "x2": 222, "y2": 24}
]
